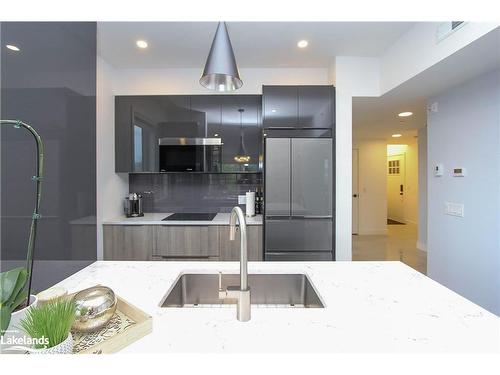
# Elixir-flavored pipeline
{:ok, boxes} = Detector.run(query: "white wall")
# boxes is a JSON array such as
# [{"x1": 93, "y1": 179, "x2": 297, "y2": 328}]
[
  {"x1": 418, "y1": 127, "x2": 428, "y2": 251},
  {"x1": 353, "y1": 139, "x2": 387, "y2": 235},
  {"x1": 380, "y1": 22, "x2": 498, "y2": 94},
  {"x1": 333, "y1": 57, "x2": 381, "y2": 260},
  {"x1": 112, "y1": 67, "x2": 329, "y2": 95},
  {"x1": 96, "y1": 57, "x2": 129, "y2": 259},
  {"x1": 427, "y1": 69, "x2": 500, "y2": 315}
]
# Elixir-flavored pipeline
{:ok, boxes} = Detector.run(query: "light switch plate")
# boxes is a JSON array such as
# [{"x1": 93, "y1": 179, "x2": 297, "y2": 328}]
[{"x1": 445, "y1": 202, "x2": 464, "y2": 217}]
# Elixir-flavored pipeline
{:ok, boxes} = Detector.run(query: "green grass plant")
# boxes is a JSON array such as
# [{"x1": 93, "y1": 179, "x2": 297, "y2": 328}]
[{"x1": 18, "y1": 299, "x2": 76, "y2": 349}]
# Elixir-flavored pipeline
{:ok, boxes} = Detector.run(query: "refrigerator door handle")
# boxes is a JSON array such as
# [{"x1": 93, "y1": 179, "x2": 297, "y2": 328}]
[{"x1": 291, "y1": 215, "x2": 333, "y2": 219}]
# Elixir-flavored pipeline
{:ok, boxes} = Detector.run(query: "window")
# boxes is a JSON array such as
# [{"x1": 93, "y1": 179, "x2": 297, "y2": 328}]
[
  {"x1": 134, "y1": 125, "x2": 143, "y2": 171},
  {"x1": 388, "y1": 160, "x2": 400, "y2": 175}
]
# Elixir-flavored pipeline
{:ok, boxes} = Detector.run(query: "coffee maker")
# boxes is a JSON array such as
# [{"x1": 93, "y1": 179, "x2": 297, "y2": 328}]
[{"x1": 124, "y1": 193, "x2": 144, "y2": 217}]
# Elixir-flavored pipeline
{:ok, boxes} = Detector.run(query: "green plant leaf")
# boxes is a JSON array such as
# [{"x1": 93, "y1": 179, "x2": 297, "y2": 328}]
[
  {"x1": 9, "y1": 269, "x2": 28, "y2": 309},
  {"x1": 11, "y1": 290, "x2": 28, "y2": 312},
  {"x1": 0, "y1": 305, "x2": 12, "y2": 336},
  {"x1": 0, "y1": 267, "x2": 27, "y2": 305}
]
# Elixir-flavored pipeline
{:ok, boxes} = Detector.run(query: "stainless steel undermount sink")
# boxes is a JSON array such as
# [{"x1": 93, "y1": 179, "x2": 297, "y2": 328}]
[{"x1": 160, "y1": 273, "x2": 324, "y2": 308}]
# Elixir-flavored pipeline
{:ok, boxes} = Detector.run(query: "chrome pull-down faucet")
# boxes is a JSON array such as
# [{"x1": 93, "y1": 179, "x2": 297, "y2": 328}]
[{"x1": 218, "y1": 206, "x2": 251, "y2": 322}]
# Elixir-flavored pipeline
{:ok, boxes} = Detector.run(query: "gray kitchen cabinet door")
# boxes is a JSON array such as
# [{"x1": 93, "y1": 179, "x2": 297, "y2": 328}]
[
  {"x1": 291, "y1": 138, "x2": 333, "y2": 217},
  {"x1": 298, "y1": 86, "x2": 334, "y2": 128},
  {"x1": 219, "y1": 225, "x2": 263, "y2": 261},
  {"x1": 190, "y1": 95, "x2": 222, "y2": 138},
  {"x1": 262, "y1": 86, "x2": 298, "y2": 127},
  {"x1": 103, "y1": 225, "x2": 153, "y2": 260},
  {"x1": 265, "y1": 138, "x2": 291, "y2": 216},
  {"x1": 153, "y1": 226, "x2": 219, "y2": 257},
  {"x1": 265, "y1": 219, "x2": 332, "y2": 252}
]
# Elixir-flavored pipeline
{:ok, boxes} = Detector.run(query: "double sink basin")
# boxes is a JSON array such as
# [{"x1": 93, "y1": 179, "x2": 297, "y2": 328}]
[{"x1": 160, "y1": 273, "x2": 324, "y2": 308}]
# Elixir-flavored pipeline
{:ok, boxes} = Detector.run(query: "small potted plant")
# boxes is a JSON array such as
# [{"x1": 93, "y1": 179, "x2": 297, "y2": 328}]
[
  {"x1": 18, "y1": 299, "x2": 76, "y2": 354},
  {"x1": 0, "y1": 267, "x2": 38, "y2": 351}
]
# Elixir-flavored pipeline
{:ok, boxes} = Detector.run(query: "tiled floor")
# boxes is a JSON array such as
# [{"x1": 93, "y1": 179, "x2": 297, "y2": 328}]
[{"x1": 352, "y1": 223, "x2": 427, "y2": 274}]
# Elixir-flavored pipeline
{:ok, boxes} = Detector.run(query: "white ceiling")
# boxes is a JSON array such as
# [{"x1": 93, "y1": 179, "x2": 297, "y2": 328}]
[
  {"x1": 97, "y1": 22, "x2": 415, "y2": 68},
  {"x1": 353, "y1": 27, "x2": 500, "y2": 143}
]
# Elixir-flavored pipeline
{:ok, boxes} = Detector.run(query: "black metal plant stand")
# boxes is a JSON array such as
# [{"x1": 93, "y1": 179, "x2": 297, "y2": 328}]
[{"x1": 0, "y1": 119, "x2": 43, "y2": 305}]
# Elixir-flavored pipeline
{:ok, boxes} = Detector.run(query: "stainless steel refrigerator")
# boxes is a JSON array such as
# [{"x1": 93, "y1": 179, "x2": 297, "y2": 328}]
[{"x1": 264, "y1": 137, "x2": 334, "y2": 261}]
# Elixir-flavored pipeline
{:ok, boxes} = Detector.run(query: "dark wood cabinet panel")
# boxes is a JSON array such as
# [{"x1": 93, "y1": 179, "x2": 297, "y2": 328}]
[
  {"x1": 219, "y1": 225, "x2": 263, "y2": 261},
  {"x1": 153, "y1": 225, "x2": 219, "y2": 257},
  {"x1": 103, "y1": 225, "x2": 153, "y2": 260},
  {"x1": 103, "y1": 224, "x2": 263, "y2": 261}
]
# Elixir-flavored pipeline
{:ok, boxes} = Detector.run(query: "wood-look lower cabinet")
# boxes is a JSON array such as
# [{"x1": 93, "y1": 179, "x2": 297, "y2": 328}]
[
  {"x1": 103, "y1": 225, "x2": 153, "y2": 261},
  {"x1": 103, "y1": 224, "x2": 263, "y2": 261},
  {"x1": 218, "y1": 225, "x2": 263, "y2": 261},
  {"x1": 153, "y1": 225, "x2": 219, "y2": 258}
]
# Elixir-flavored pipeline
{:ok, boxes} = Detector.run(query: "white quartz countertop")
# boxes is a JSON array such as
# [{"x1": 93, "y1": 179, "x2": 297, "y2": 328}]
[
  {"x1": 102, "y1": 213, "x2": 263, "y2": 226},
  {"x1": 54, "y1": 261, "x2": 499, "y2": 353}
]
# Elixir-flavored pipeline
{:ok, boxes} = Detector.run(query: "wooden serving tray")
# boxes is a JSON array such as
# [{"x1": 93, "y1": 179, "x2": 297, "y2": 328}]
[{"x1": 70, "y1": 289, "x2": 152, "y2": 354}]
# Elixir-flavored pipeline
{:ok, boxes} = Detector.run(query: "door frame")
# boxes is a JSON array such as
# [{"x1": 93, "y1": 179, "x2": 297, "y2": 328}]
[{"x1": 352, "y1": 148, "x2": 359, "y2": 235}]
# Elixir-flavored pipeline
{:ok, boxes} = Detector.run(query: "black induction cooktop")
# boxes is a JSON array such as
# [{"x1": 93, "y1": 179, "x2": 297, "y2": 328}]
[{"x1": 162, "y1": 213, "x2": 217, "y2": 221}]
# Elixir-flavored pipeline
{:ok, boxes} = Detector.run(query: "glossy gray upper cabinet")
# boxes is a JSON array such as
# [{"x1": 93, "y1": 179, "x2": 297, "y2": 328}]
[
  {"x1": 262, "y1": 86, "x2": 298, "y2": 128},
  {"x1": 298, "y1": 86, "x2": 334, "y2": 129},
  {"x1": 115, "y1": 95, "x2": 193, "y2": 173},
  {"x1": 190, "y1": 96, "x2": 222, "y2": 138},
  {"x1": 115, "y1": 95, "x2": 262, "y2": 173},
  {"x1": 221, "y1": 95, "x2": 262, "y2": 172},
  {"x1": 263, "y1": 85, "x2": 335, "y2": 129}
]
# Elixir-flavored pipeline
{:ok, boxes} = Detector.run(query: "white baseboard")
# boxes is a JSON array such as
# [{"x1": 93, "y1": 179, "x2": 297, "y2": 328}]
[{"x1": 417, "y1": 241, "x2": 427, "y2": 252}]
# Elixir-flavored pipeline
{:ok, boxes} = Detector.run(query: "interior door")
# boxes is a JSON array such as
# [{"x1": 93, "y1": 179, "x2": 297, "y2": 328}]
[
  {"x1": 352, "y1": 149, "x2": 359, "y2": 234},
  {"x1": 291, "y1": 138, "x2": 332, "y2": 216},
  {"x1": 387, "y1": 154, "x2": 405, "y2": 223}
]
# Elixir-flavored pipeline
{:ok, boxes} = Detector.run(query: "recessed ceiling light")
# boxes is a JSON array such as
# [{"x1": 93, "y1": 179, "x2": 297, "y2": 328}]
[
  {"x1": 297, "y1": 40, "x2": 308, "y2": 48},
  {"x1": 392, "y1": 134, "x2": 402, "y2": 138},
  {"x1": 6, "y1": 44, "x2": 20, "y2": 51},
  {"x1": 271, "y1": 109, "x2": 277, "y2": 113},
  {"x1": 136, "y1": 40, "x2": 148, "y2": 49},
  {"x1": 398, "y1": 111, "x2": 413, "y2": 117}
]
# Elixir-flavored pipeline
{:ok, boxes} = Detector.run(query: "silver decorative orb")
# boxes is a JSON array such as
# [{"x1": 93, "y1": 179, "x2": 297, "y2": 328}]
[{"x1": 72, "y1": 286, "x2": 117, "y2": 332}]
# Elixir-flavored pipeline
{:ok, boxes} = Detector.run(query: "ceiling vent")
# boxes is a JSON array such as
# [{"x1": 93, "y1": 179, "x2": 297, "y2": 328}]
[{"x1": 436, "y1": 22, "x2": 466, "y2": 43}]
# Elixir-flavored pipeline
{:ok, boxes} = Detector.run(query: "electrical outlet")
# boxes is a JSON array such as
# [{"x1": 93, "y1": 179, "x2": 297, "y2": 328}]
[
  {"x1": 238, "y1": 195, "x2": 246, "y2": 205},
  {"x1": 445, "y1": 202, "x2": 464, "y2": 217}
]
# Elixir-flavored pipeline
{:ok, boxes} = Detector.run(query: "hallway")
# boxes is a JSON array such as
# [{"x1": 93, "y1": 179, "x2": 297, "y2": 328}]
[{"x1": 352, "y1": 223, "x2": 427, "y2": 274}]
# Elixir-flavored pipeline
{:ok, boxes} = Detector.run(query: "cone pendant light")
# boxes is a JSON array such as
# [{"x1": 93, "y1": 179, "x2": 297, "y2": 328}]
[{"x1": 200, "y1": 22, "x2": 243, "y2": 91}]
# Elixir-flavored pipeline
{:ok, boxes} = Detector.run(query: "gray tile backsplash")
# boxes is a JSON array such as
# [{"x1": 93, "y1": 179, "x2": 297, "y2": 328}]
[{"x1": 129, "y1": 173, "x2": 262, "y2": 213}]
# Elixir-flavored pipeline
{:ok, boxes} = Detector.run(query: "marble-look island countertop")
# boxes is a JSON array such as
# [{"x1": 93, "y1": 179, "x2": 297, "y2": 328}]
[
  {"x1": 54, "y1": 261, "x2": 499, "y2": 353},
  {"x1": 102, "y1": 213, "x2": 263, "y2": 225}
]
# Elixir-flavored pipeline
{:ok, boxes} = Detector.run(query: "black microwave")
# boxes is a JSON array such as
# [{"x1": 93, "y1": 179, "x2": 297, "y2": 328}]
[{"x1": 159, "y1": 138, "x2": 222, "y2": 172}]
